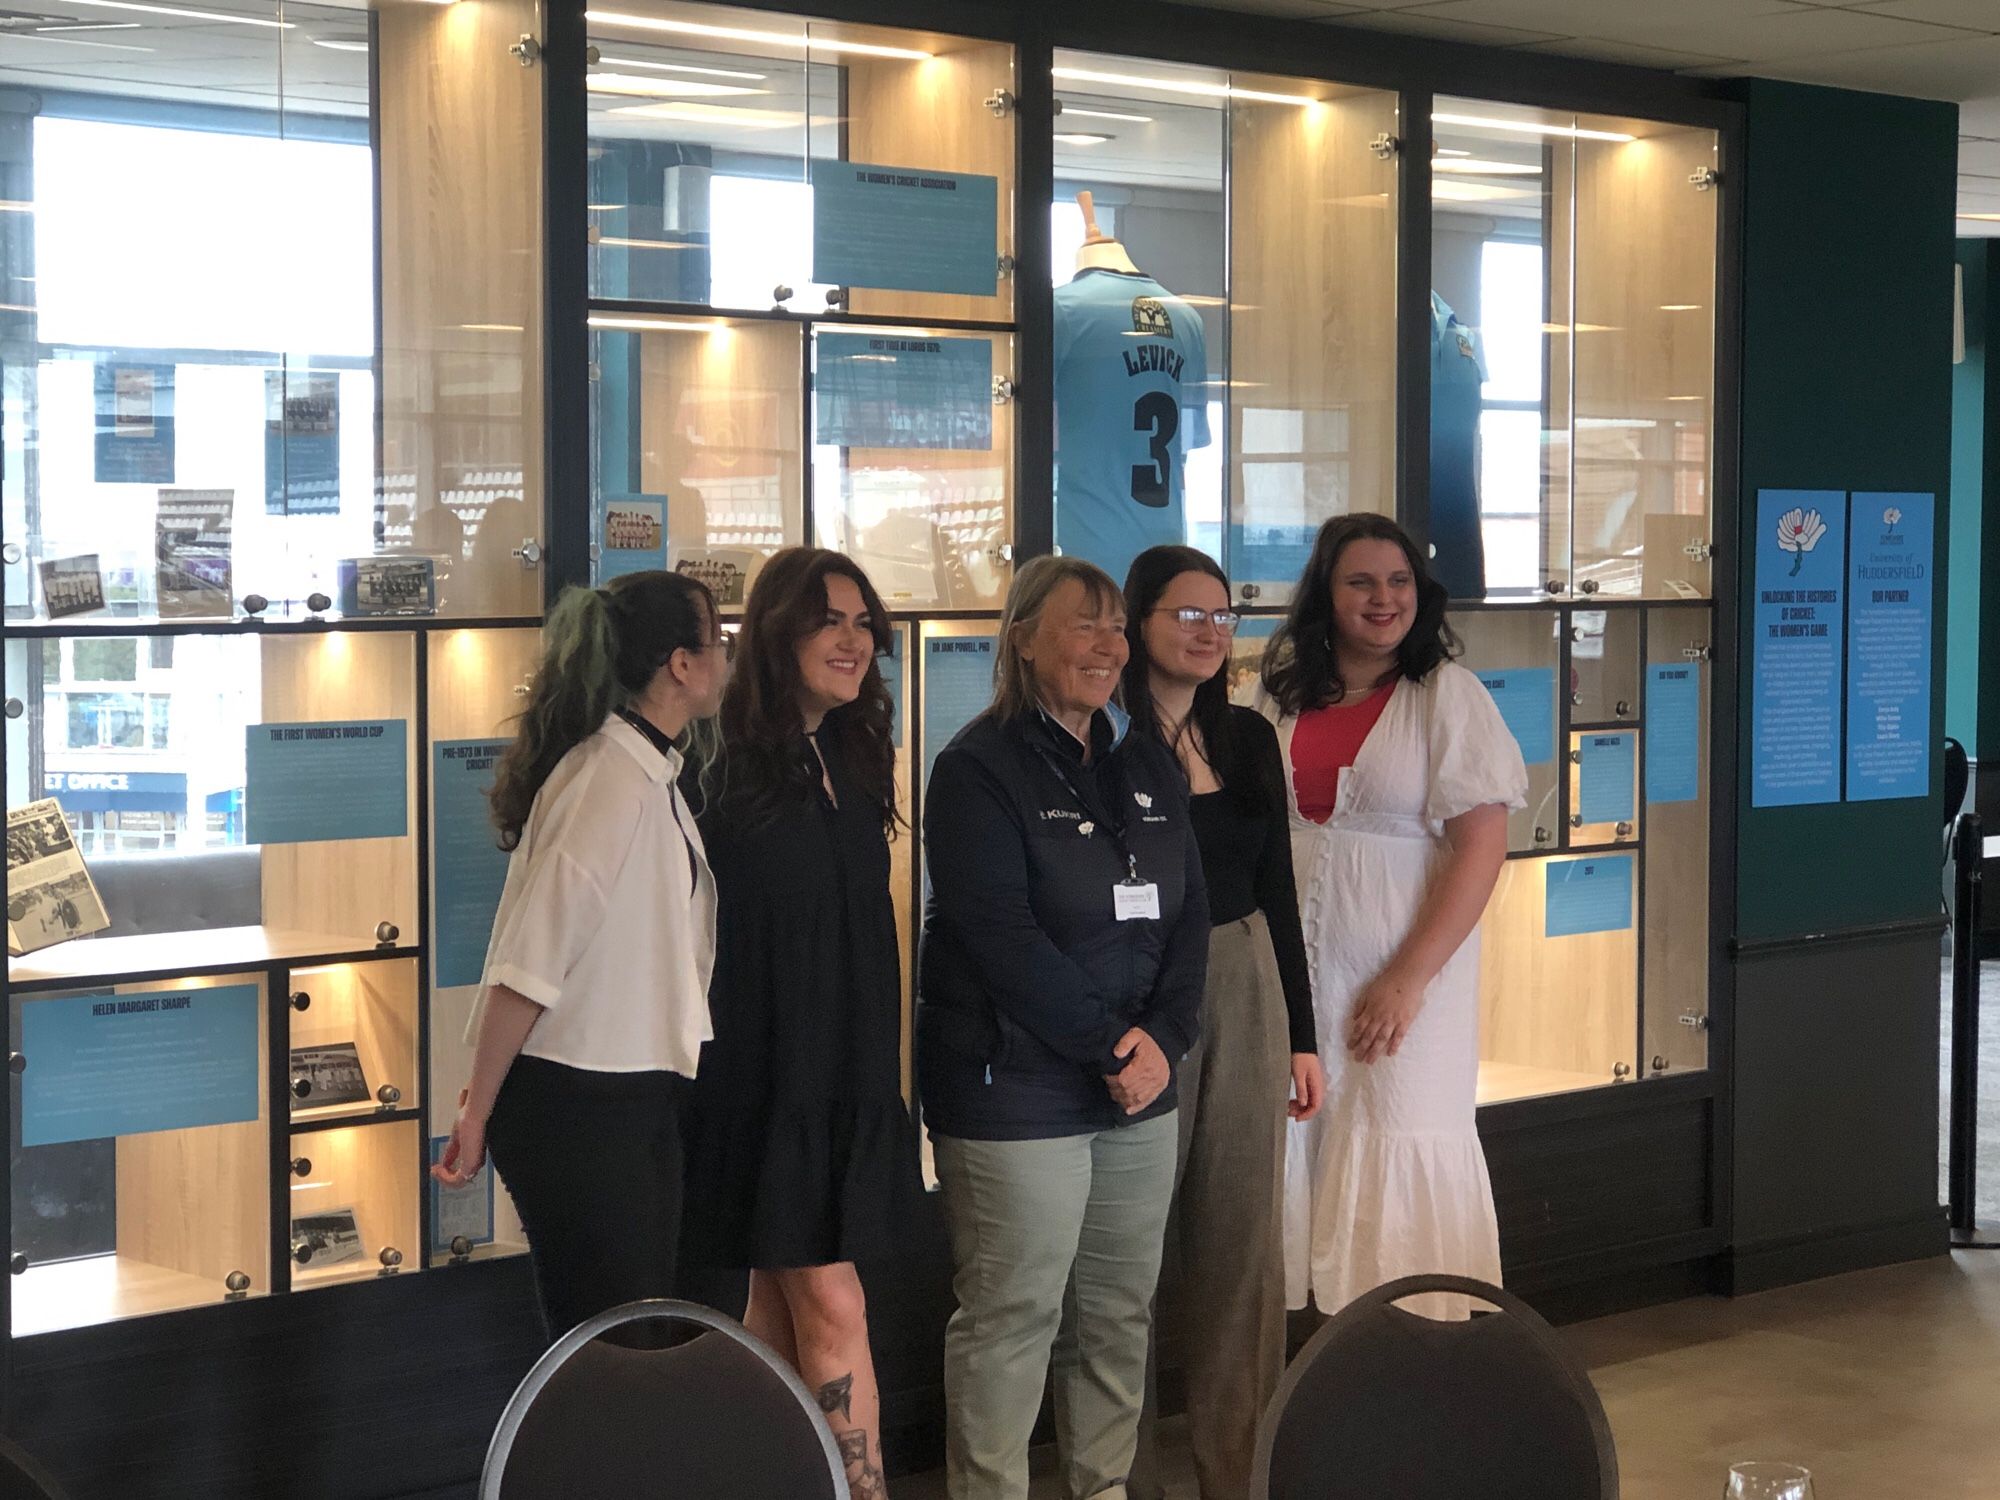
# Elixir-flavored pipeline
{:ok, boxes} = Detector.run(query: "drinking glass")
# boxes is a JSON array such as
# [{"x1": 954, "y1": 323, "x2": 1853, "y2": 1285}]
[{"x1": 1726, "y1": 1462, "x2": 1815, "y2": 1500}]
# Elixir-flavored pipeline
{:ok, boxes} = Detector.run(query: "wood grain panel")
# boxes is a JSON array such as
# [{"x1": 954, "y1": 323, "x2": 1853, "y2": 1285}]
[
  {"x1": 843, "y1": 39, "x2": 1016, "y2": 324},
  {"x1": 112, "y1": 972, "x2": 270, "y2": 1293},
  {"x1": 377, "y1": 0, "x2": 545, "y2": 618},
  {"x1": 286, "y1": 1119, "x2": 422, "y2": 1288},
  {"x1": 1229, "y1": 85, "x2": 1399, "y2": 549},
  {"x1": 289, "y1": 960, "x2": 420, "y2": 1120},
  {"x1": 1643, "y1": 608, "x2": 1711, "y2": 1074},
  {"x1": 258, "y1": 633, "x2": 419, "y2": 944},
  {"x1": 1478, "y1": 855, "x2": 1635, "y2": 1081},
  {"x1": 1572, "y1": 122, "x2": 1718, "y2": 597},
  {"x1": 638, "y1": 320, "x2": 804, "y2": 604}
]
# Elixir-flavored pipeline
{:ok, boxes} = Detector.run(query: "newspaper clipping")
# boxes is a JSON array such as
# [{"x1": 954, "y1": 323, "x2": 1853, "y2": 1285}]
[{"x1": 5, "y1": 799, "x2": 110, "y2": 955}]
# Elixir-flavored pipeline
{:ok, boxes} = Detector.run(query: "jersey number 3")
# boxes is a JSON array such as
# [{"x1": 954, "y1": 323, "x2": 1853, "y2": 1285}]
[{"x1": 1130, "y1": 391, "x2": 1178, "y2": 510}]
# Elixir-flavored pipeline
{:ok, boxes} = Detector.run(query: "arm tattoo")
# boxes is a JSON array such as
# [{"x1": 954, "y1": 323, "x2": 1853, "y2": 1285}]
[
  {"x1": 815, "y1": 1372, "x2": 855, "y2": 1421},
  {"x1": 837, "y1": 1430, "x2": 888, "y2": 1500}
]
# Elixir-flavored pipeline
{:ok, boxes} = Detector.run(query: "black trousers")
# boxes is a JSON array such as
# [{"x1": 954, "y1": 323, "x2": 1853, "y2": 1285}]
[{"x1": 485, "y1": 1055, "x2": 689, "y2": 1343}]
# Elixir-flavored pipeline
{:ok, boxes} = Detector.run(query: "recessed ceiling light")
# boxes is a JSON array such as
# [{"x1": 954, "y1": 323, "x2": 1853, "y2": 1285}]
[
  {"x1": 309, "y1": 37, "x2": 369, "y2": 51},
  {"x1": 594, "y1": 235, "x2": 699, "y2": 250},
  {"x1": 1433, "y1": 110, "x2": 1634, "y2": 143},
  {"x1": 1437, "y1": 147, "x2": 1472, "y2": 157},
  {"x1": 33, "y1": 20, "x2": 140, "y2": 30},
  {"x1": 1054, "y1": 132, "x2": 1112, "y2": 146},
  {"x1": 1659, "y1": 304, "x2": 1703, "y2": 312},
  {"x1": 1432, "y1": 158, "x2": 1542, "y2": 176},
  {"x1": 587, "y1": 72, "x2": 764, "y2": 98},
  {"x1": 57, "y1": 0, "x2": 292, "y2": 27},
  {"x1": 1431, "y1": 180, "x2": 1535, "y2": 203},
  {"x1": 595, "y1": 55, "x2": 767, "y2": 81},
  {"x1": 1958, "y1": 212, "x2": 2000, "y2": 221},
  {"x1": 1052, "y1": 66, "x2": 1317, "y2": 108},
  {"x1": 1058, "y1": 104, "x2": 1154, "y2": 124},
  {"x1": 605, "y1": 101, "x2": 802, "y2": 129},
  {"x1": 585, "y1": 12, "x2": 932, "y2": 60}
]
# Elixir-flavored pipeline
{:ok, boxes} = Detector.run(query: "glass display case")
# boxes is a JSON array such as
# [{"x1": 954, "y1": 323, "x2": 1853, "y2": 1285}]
[
  {"x1": 586, "y1": 2, "x2": 1020, "y2": 607},
  {"x1": 1049, "y1": 53, "x2": 1398, "y2": 603},
  {"x1": 1430, "y1": 99, "x2": 1719, "y2": 602}
]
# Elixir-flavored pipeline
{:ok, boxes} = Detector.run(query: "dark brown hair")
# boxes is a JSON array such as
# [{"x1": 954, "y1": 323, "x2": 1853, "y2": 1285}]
[
  {"x1": 713, "y1": 547, "x2": 899, "y2": 835},
  {"x1": 489, "y1": 571, "x2": 719, "y2": 851},
  {"x1": 1260, "y1": 513, "x2": 1459, "y2": 716}
]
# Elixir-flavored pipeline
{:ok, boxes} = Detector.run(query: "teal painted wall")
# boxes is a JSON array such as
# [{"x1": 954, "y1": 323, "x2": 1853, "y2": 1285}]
[
  {"x1": 1948, "y1": 241, "x2": 1985, "y2": 756},
  {"x1": 1735, "y1": 80, "x2": 1958, "y2": 943}
]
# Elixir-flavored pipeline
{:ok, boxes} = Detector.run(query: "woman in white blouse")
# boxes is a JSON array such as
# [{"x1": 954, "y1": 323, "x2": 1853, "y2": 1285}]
[
  {"x1": 1256, "y1": 515, "x2": 1528, "y2": 1320},
  {"x1": 432, "y1": 570, "x2": 730, "y2": 1339}
]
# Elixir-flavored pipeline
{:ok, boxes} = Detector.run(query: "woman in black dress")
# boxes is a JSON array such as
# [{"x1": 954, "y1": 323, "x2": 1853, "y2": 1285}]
[{"x1": 683, "y1": 546, "x2": 920, "y2": 1500}]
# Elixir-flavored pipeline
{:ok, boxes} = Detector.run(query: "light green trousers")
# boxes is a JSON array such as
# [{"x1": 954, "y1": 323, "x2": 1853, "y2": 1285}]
[{"x1": 934, "y1": 1111, "x2": 1179, "y2": 1500}]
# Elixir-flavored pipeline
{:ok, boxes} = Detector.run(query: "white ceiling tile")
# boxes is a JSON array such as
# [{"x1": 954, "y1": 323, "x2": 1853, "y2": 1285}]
[
  {"x1": 1845, "y1": 0, "x2": 2000, "y2": 31},
  {"x1": 1962, "y1": 140, "x2": 2000, "y2": 175},
  {"x1": 1611, "y1": 6, "x2": 1986, "y2": 61},
  {"x1": 1682, "y1": 33, "x2": 2000, "y2": 98},
  {"x1": 1335, "y1": 11, "x2": 1567, "y2": 46},
  {"x1": 1368, "y1": 0, "x2": 1800, "y2": 31},
  {"x1": 1961, "y1": 97, "x2": 2000, "y2": 136}
]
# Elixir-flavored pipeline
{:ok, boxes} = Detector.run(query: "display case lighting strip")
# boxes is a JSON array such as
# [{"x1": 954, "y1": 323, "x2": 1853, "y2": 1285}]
[
  {"x1": 55, "y1": 0, "x2": 293, "y2": 27},
  {"x1": 587, "y1": 315, "x2": 722, "y2": 332},
  {"x1": 584, "y1": 13, "x2": 933, "y2": 60},
  {"x1": 1057, "y1": 105, "x2": 1155, "y2": 124},
  {"x1": 1051, "y1": 66, "x2": 1317, "y2": 108},
  {"x1": 1432, "y1": 110, "x2": 1634, "y2": 143},
  {"x1": 594, "y1": 55, "x2": 768, "y2": 80}
]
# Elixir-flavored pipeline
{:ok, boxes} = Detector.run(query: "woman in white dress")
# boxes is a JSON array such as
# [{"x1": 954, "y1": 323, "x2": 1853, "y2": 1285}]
[{"x1": 1255, "y1": 514, "x2": 1527, "y2": 1317}]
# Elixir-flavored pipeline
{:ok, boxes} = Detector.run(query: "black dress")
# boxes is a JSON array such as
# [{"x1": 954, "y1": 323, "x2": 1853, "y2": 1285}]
[{"x1": 682, "y1": 729, "x2": 923, "y2": 1269}]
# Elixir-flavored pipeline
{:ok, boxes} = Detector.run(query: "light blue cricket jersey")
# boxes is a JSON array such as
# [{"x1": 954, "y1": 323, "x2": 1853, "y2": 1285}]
[{"x1": 1053, "y1": 268, "x2": 1213, "y2": 589}]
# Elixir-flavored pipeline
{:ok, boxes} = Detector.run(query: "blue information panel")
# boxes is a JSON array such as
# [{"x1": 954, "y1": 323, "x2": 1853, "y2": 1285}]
[
  {"x1": 1845, "y1": 492, "x2": 1934, "y2": 803},
  {"x1": 817, "y1": 333, "x2": 993, "y2": 450},
  {"x1": 1544, "y1": 855, "x2": 1635, "y2": 939},
  {"x1": 881, "y1": 639, "x2": 905, "y2": 750},
  {"x1": 21, "y1": 984, "x2": 261, "y2": 1147},
  {"x1": 1752, "y1": 489, "x2": 1846, "y2": 808},
  {"x1": 922, "y1": 635, "x2": 996, "y2": 792},
  {"x1": 434, "y1": 740, "x2": 513, "y2": 990},
  {"x1": 93, "y1": 362, "x2": 175, "y2": 484},
  {"x1": 599, "y1": 494, "x2": 667, "y2": 581},
  {"x1": 810, "y1": 159, "x2": 999, "y2": 298},
  {"x1": 1645, "y1": 665, "x2": 1701, "y2": 805},
  {"x1": 429, "y1": 1135, "x2": 496, "y2": 1253},
  {"x1": 1474, "y1": 668, "x2": 1556, "y2": 767},
  {"x1": 1577, "y1": 732, "x2": 1637, "y2": 824},
  {"x1": 245, "y1": 720, "x2": 409, "y2": 845},
  {"x1": 263, "y1": 371, "x2": 341, "y2": 516}
]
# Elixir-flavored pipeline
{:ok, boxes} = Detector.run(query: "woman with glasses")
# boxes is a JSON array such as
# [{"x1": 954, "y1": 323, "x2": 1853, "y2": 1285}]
[
  {"x1": 681, "y1": 547, "x2": 921, "y2": 1500},
  {"x1": 1259, "y1": 514, "x2": 1526, "y2": 1321},
  {"x1": 432, "y1": 570, "x2": 729, "y2": 1341},
  {"x1": 1122, "y1": 546, "x2": 1321, "y2": 1500}
]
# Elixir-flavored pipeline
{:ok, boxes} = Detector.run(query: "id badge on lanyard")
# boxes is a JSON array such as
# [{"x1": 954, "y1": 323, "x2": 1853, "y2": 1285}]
[{"x1": 1114, "y1": 853, "x2": 1161, "y2": 922}]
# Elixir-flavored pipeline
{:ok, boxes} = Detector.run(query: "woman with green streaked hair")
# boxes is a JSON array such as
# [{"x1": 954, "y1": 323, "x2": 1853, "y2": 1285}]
[{"x1": 432, "y1": 569, "x2": 731, "y2": 1341}]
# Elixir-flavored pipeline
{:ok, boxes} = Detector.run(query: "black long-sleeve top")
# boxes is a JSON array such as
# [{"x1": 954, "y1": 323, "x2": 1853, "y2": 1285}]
[{"x1": 1184, "y1": 707, "x2": 1317, "y2": 1056}]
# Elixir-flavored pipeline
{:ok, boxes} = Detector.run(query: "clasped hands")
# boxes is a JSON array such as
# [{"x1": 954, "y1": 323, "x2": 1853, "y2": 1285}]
[{"x1": 1103, "y1": 1027, "x2": 1169, "y2": 1115}]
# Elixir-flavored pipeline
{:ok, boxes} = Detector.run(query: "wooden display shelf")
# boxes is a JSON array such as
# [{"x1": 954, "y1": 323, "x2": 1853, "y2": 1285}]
[
  {"x1": 1476, "y1": 1061, "x2": 1616, "y2": 1107},
  {"x1": 9, "y1": 926, "x2": 419, "y2": 993},
  {"x1": 1, "y1": 613, "x2": 536, "y2": 639},
  {"x1": 292, "y1": 1257, "x2": 417, "y2": 1293},
  {"x1": 290, "y1": 1105, "x2": 424, "y2": 1135},
  {"x1": 13, "y1": 1253, "x2": 254, "y2": 1338}
]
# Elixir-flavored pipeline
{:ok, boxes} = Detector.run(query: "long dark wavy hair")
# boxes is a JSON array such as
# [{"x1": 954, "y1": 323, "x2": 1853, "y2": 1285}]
[
  {"x1": 1260, "y1": 513, "x2": 1459, "y2": 716},
  {"x1": 489, "y1": 570, "x2": 719, "y2": 851},
  {"x1": 713, "y1": 547, "x2": 899, "y2": 837},
  {"x1": 1122, "y1": 546, "x2": 1260, "y2": 811}
]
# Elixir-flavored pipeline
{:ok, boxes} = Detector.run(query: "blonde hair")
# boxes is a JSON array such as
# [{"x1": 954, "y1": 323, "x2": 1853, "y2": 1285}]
[{"x1": 989, "y1": 555, "x2": 1125, "y2": 723}]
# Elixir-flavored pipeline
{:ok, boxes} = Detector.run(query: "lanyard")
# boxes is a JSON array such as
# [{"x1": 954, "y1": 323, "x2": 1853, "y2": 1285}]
[
  {"x1": 620, "y1": 711, "x2": 700, "y2": 893},
  {"x1": 1033, "y1": 732, "x2": 1144, "y2": 885}
]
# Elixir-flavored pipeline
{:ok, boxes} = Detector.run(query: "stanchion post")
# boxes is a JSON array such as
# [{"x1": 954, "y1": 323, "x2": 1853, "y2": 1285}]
[{"x1": 1948, "y1": 814, "x2": 2000, "y2": 1247}]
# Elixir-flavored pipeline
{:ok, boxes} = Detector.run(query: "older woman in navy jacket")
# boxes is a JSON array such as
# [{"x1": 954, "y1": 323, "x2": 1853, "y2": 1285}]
[{"x1": 918, "y1": 555, "x2": 1209, "y2": 1500}]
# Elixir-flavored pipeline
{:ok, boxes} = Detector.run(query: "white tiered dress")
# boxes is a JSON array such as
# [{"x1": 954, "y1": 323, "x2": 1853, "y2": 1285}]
[{"x1": 1264, "y1": 662, "x2": 1528, "y2": 1318}]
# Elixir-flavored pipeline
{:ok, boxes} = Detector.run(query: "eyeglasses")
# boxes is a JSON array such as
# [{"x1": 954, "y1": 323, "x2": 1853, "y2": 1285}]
[
  {"x1": 694, "y1": 634, "x2": 736, "y2": 662},
  {"x1": 1153, "y1": 605, "x2": 1242, "y2": 635}
]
